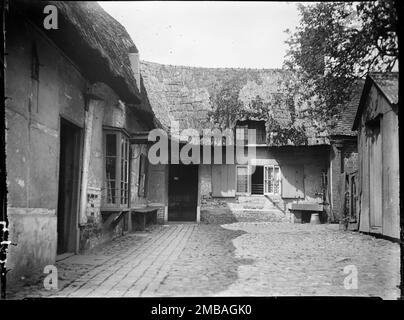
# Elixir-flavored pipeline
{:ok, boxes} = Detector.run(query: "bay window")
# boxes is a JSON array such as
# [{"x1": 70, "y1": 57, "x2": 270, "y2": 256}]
[{"x1": 104, "y1": 129, "x2": 130, "y2": 208}]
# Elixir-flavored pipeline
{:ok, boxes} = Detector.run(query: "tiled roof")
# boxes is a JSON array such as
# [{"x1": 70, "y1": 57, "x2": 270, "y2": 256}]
[
  {"x1": 329, "y1": 80, "x2": 365, "y2": 136},
  {"x1": 352, "y1": 72, "x2": 399, "y2": 130},
  {"x1": 370, "y1": 72, "x2": 398, "y2": 105}
]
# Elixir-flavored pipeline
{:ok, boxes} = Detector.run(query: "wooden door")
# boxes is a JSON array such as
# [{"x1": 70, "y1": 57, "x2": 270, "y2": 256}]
[
  {"x1": 369, "y1": 125, "x2": 382, "y2": 230},
  {"x1": 57, "y1": 119, "x2": 81, "y2": 254},
  {"x1": 168, "y1": 164, "x2": 198, "y2": 221}
]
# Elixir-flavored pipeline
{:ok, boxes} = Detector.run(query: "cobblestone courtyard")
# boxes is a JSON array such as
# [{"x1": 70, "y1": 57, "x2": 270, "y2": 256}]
[{"x1": 8, "y1": 210, "x2": 401, "y2": 299}]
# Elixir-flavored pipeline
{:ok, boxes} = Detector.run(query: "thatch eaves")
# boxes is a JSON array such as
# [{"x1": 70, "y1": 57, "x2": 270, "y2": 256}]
[{"x1": 13, "y1": 0, "x2": 155, "y2": 126}]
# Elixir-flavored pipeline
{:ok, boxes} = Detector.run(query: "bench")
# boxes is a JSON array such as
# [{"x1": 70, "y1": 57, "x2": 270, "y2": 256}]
[
  {"x1": 130, "y1": 207, "x2": 158, "y2": 231},
  {"x1": 100, "y1": 208, "x2": 131, "y2": 235},
  {"x1": 289, "y1": 203, "x2": 324, "y2": 224},
  {"x1": 101, "y1": 204, "x2": 163, "y2": 232}
]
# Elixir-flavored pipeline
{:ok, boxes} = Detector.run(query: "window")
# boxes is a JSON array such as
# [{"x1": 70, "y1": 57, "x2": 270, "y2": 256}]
[
  {"x1": 104, "y1": 130, "x2": 130, "y2": 207},
  {"x1": 138, "y1": 153, "x2": 148, "y2": 197},
  {"x1": 236, "y1": 121, "x2": 266, "y2": 145},
  {"x1": 236, "y1": 165, "x2": 249, "y2": 193},
  {"x1": 253, "y1": 123, "x2": 266, "y2": 144},
  {"x1": 264, "y1": 165, "x2": 281, "y2": 195}
]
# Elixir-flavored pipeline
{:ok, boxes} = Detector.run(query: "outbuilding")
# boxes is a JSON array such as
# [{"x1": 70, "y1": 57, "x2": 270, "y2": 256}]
[{"x1": 352, "y1": 72, "x2": 399, "y2": 240}]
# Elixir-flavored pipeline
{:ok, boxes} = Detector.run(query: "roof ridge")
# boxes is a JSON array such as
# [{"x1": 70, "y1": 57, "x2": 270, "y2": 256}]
[{"x1": 140, "y1": 60, "x2": 288, "y2": 72}]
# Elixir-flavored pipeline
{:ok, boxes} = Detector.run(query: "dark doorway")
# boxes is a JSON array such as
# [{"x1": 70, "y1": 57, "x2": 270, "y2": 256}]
[
  {"x1": 168, "y1": 164, "x2": 198, "y2": 221},
  {"x1": 57, "y1": 119, "x2": 81, "y2": 254},
  {"x1": 251, "y1": 166, "x2": 264, "y2": 195}
]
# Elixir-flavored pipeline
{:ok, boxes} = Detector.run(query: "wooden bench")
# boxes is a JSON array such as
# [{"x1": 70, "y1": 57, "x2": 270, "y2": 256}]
[
  {"x1": 289, "y1": 203, "x2": 323, "y2": 223},
  {"x1": 101, "y1": 204, "x2": 163, "y2": 232},
  {"x1": 100, "y1": 208, "x2": 131, "y2": 235},
  {"x1": 130, "y1": 207, "x2": 158, "y2": 231}
]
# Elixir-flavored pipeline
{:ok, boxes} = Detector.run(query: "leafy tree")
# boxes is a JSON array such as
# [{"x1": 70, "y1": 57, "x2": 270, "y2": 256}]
[
  {"x1": 284, "y1": 1, "x2": 398, "y2": 121},
  {"x1": 208, "y1": 77, "x2": 244, "y2": 129},
  {"x1": 208, "y1": 77, "x2": 310, "y2": 145}
]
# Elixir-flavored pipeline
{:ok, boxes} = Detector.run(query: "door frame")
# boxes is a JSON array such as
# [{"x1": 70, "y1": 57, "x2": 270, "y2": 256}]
[
  {"x1": 57, "y1": 116, "x2": 83, "y2": 255},
  {"x1": 167, "y1": 164, "x2": 199, "y2": 222}
]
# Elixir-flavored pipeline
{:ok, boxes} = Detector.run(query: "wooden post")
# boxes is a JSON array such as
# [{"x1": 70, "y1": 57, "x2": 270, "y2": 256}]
[{"x1": 79, "y1": 98, "x2": 102, "y2": 225}]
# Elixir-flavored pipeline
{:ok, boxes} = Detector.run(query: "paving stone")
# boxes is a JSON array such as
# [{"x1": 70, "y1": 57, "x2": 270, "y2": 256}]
[{"x1": 6, "y1": 213, "x2": 400, "y2": 299}]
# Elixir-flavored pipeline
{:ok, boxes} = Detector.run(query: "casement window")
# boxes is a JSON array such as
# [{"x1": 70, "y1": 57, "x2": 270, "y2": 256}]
[
  {"x1": 236, "y1": 165, "x2": 249, "y2": 194},
  {"x1": 138, "y1": 153, "x2": 148, "y2": 198},
  {"x1": 104, "y1": 129, "x2": 130, "y2": 208},
  {"x1": 264, "y1": 165, "x2": 281, "y2": 195},
  {"x1": 251, "y1": 123, "x2": 266, "y2": 144},
  {"x1": 236, "y1": 121, "x2": 266, "y2": 145}
]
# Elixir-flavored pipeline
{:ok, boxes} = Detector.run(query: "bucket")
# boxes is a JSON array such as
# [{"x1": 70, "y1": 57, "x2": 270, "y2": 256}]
[{"x1": 310, "y1": 213, "x2": 321, "y2": 224}]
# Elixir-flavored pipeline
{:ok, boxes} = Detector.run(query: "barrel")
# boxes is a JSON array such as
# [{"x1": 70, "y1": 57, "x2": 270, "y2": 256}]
[{"x1": 310, "y1": 213, "x2": 321, "y2": 224}]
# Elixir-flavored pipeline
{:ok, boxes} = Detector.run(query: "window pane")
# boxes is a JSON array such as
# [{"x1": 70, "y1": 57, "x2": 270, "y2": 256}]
[
  {"x1": 105, "y1": 131, "x2": 131, "y2": 206},
  {"x1": 107, "y1": 181, "x2": 116, "y2": 204},
  {"x1": 106, "y1": 134, "x2": 116, "y2": 156},
  {"x1": 106, "y1": 157, "x2": 116, "y2": 180}
]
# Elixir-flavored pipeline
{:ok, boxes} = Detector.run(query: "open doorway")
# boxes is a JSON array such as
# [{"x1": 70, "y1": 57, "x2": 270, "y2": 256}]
[
  {"x1": 251, "y1": 166, "x2": 264, "y2": 195},
  {"x1": 57, "y1": 118, "x2": 82, "y2": 255},
  {"x1": 168, "y1": 164, "x2": 198, "y2": 221}
]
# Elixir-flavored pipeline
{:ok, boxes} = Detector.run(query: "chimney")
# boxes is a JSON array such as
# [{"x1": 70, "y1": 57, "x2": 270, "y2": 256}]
[{"x1": 128, "y1": 45, "x2": 141, "y2": 92}]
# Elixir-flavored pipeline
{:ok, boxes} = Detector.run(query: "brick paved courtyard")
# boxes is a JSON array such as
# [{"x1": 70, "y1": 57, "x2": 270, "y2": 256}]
[{"x1": 8, "y1": 211, "x2": 401, "y2": 299}]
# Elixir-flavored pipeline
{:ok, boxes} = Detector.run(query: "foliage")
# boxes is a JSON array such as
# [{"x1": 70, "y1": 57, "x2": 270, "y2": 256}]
[
  {"x1": 284, "y1": 1, "x2": 398, "y2": 121},
  {"x1": 207, "y1": 77, "x2": 244, "y2": 129},
  {"x1": 208, "y1": 77, "x2": 310, "y2": 145}
]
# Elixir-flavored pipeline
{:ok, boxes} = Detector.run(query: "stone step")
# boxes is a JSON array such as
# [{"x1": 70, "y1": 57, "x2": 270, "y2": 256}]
[
  {"x1": 237, "y1": 196, "x2": 281, "y2": 204},
  {"x1": 227, "y1": 202, "x2": 285, "y2": 212}
]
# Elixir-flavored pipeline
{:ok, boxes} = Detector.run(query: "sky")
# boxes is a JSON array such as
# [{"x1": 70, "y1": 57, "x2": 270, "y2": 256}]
[{"x1": 99, "y1": 1, "x2": 302, "y2": 69}]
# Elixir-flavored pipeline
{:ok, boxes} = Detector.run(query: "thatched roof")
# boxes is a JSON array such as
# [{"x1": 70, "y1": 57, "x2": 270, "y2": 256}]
[
  {"x1": 13, "y1": 0, "x2": 155, "y2": 126},
  {"x1": 140, "y1": 61, "x2": 333, "y2": 146}
]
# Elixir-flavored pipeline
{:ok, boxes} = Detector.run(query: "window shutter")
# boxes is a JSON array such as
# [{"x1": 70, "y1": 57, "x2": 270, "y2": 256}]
[
  {"x1": 281, "y1": 165, "x2": 304, "y2": 198},
  {"x1": 138, "y1": 153, "x2": 149, "y2": 197}
]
